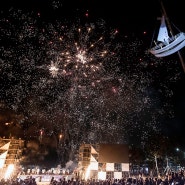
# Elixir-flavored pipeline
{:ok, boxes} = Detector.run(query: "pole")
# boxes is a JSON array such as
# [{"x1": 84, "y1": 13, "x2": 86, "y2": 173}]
[
  {"x1": 159, "y1": 0, "x2": 185, "y2": 73},
  {"x1": 155, "y1": 155, "x2": 159, "y2": 177},
  {"x1": 164, "y1": 157, "x2": 170, "y2": 175}
]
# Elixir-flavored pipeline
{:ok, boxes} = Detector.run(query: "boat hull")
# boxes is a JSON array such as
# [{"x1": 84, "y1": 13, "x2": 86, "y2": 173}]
[{"x1": 149, "y1": 32, "x2": 185, "y2": 57}]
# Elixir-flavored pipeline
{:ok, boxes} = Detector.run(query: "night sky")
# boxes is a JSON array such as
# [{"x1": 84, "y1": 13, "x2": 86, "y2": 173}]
[{"x1": 0, "y1": 0, "x2": 185, "y2": 167}]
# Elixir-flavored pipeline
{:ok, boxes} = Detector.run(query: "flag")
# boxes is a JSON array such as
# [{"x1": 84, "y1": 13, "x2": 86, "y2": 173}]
[
  {"x1": 91, "y1": 146, "x2": 98, "y2": 154},
  {"x1": 0, "y1": 142, "x2": 10, "y2": 150}
]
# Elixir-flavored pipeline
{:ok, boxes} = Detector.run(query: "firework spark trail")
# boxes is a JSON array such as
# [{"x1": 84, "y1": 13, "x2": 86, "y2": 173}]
[{"x1": 0, "y1": 7, "x2": 182, "y2": 163}]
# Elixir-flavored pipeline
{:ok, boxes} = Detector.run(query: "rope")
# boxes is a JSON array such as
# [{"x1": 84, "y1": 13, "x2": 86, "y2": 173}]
[{"x1": 150, "y1": 23, "x2": 158, "y2": 49}]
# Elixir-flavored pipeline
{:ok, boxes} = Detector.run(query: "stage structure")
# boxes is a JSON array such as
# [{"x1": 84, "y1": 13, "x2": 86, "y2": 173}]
[
  {"x1": 77, "y1": 144, "x2": 130, "y2": 180},
  {"x1": 0, "y1": 137, "x2": 24, "y2": 179}
]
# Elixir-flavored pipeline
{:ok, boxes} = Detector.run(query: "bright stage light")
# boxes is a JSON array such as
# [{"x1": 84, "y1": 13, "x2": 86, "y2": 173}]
[
  {"x1": 85, "y1": 165, "x2": 91, "y2": 180},
  {"x1": 5, "y1": 164, "x2": 14, "y2": 179}
]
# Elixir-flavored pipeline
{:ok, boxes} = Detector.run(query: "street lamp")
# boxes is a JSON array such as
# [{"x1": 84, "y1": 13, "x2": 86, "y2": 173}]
[
  {"x1": 176, "y1": 148, "x2": 180, "y2": 152},
  {"x1": 175, "y1": 147, "x2": 185, "y2": 168},
  {"x1": 58, "y1": 133, "x2": 63, "y2": 165}
]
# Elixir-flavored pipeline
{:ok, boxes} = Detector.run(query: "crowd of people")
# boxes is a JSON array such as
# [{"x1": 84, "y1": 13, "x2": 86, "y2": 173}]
[{"x1": 0, "y1": 170, "x2": 185, "y2": 185}]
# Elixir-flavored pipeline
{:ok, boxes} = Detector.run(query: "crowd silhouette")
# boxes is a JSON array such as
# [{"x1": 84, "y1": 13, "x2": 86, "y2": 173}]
[{"x1": 0, "y1": 170, "x2": 185, "y2": 185}]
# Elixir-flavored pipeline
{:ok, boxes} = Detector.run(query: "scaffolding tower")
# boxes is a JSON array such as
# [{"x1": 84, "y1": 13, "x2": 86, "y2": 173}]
[{"x1": 0, "y1": 137, "x2": 24, "y2": 179}]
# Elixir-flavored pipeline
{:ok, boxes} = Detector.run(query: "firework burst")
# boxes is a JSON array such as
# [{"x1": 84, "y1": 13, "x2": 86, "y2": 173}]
[{"x1": 0, "y1": 7, "x2": 183, "y2": 166}]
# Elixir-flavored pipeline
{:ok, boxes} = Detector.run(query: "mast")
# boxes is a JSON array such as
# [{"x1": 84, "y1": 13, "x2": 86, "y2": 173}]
[{"x1": 160, "y1": 0, "x2": 185, "y2": 73}]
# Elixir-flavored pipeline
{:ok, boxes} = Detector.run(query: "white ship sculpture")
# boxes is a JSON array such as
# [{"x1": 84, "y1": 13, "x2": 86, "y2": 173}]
[{"x1": 149, "y1": 15, "x2": 185, "y2": 57}]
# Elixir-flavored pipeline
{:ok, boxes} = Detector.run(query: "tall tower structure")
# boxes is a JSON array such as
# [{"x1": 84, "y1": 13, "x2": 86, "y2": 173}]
[{"x1": 0, "y1": 137, "x2": 24, "y2": 178}]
